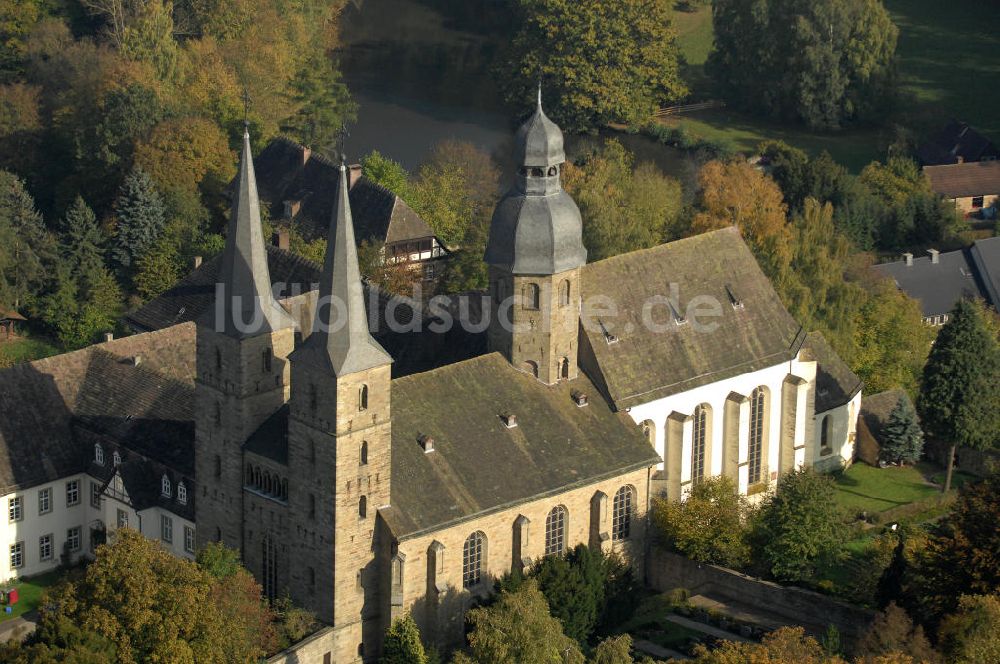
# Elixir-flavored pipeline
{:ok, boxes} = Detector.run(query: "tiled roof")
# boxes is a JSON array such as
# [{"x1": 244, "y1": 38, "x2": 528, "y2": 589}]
[
  {"x1": 803, "y1": 332, "x2": 862, "y2": 413},
  {"x1": 382, "y1": 353, "x2": 659, "y2": 539},
  {"x1": 924, "y1": 160, "x2": 1000, "y2": 199},
  {"x1": 917, "y1": 120, "x2": 998, "y2": 166},
  {"x1": 252, "y1": 137, "x2": 436, "y2": 244},
  {"x1": 579, "y1": 227, "x2": 806, "y2": 410},
  {"x1": 873, "y1": 250, "x2": 984, "y2": 317},
  {"x1": 969, "y1": 236, "x2": 1000, "y2": 307},
  {"x1": 0, "y1": 325, "x2": 196, "y2": 495}
]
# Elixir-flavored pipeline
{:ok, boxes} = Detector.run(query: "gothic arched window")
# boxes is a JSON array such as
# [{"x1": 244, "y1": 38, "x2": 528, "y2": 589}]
[
  {"x1": 523, "y1": 283, "x2": 540, "y2": 310},
  {"x1": 612, "y1": 485, "x2": 635, "y2": 541},
  {"x1": 360, "y1": 441, "x2": 368, "y2": 466},
  {"x1": 559, "y1": 279, "x2": 570, "y2": 307},
  {"x1": 544, "y1": 506, "x2": 567, "y2": 556},
  {"x1": 820, "y1": 414, "x2": 833, "y2": 456},
  {"x1": 749, "y1": 387, "x2": 768, "y2": 485},
  {"x1": 692, "y1": 404, "x2": 710, "y2": 484},
  {"x1": 359, "y1": 385, "x2": 369, "y2": 412},
  {"x1": 215, "y1": 347, "x2": 222, "y2": 372},
  {"x1": 559, "y1": 357, "x2": 570, "y2": 380},
  {"x1": 462, "y1": 531, "x2": 486, "y2": 588}
]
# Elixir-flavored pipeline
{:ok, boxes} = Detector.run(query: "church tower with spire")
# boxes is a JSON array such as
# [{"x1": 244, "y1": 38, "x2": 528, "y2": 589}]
[
  {"x1": 485, "y1": 91, "x2": 587, "y2": 384},
  {"x1": 285, "y1": 158, "x2": 393, "y2": 661},
  {"x1": 194, "y1": 128, "x2": 297, "y2": 550}
]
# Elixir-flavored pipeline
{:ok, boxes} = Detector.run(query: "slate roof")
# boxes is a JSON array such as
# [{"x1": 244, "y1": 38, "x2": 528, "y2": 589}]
[
  {"x1": 579, "y1": 227, "x2": 806, "y2": 410},
  {"x1": 252, "y1": 137, "x2": 437, "y2": 244},
  {"x1": 113, "y1": 459, "x2": 195, "y2": 521},
  {"x1": 803, "y1": 332, "x2": 862, "y2": 413},
  {"x1": 0, "y1": 325, "x2": 196, "y2": 495},
  {"x1": 969, "y1": 236, "x2": 1000, "y2": 307},
  {"x1": 917, "y1": 121, "x2": 998, "y2": 166},
  {"x1": 873, "y1": 249, "x2": 984, "y2": 317},
  {"x1": 924, "y1": 160, "x2": 1000, "y2": 199},
  {"x1": 381, "y1": 353, "x2": 659, "y2": 539},
  {"x1": 859, "y1": 389, "x2": 913, "y2": 443}
]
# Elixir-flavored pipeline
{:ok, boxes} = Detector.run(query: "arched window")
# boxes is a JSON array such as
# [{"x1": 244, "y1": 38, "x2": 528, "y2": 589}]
[
  {"x1": 559, "y1": 279, "x2": 571, "y2": 307},
  {"x1": 547, "y1": 165, "x2": 559, "y2": 177},
  {"x1": 177, "y1": 482, "x2": 187, "y2": 505},
  {"x1": 820, "y1": 415, "x2": 833, "y2": 456},
  {"x1": 463, "y1": 531, "x2": 486, "y2": 588},
  {"x1": 359, "y1": 385, "x2": 369, "y2": 412},
  {"x1": 559, "y1": 357, "x2": 570, "y2": 380},
  {"x1": 262, "y1": 535, "x2": 278, "y2": 601},
  {"x1": 161, "y1": 475, "x2": 171, "y2": 498},
  {"x1": 612, "y1": 486, "x2": 635, "y2": 541},
  {"x1": 544, "y1": 506, "x2": 567, "y2": 556},
  {"x1": 262, "y1": 348, "x2": 272, "y2": 373},
  {"x1": 360, "y1": 441, "x2": 368, "y2": 465},
  {"x1": 640, "y1": 420, "x2": 655, "y2": 445},
  {"x1": 112, "y1": 451, "x2": 122, "y2": 467},
  {"x1": 523, "y1": 283, "x2": 540, "y2": 310},
  {"x1": 254, "y1": 466, "x2": 262, "y2": 489},
  {"x1": 523, "y1": 360, "x2": 538, "y2": 378},
  {"x1": 749, "y1": 387, "x2": 767, "y2": 485},
  {"x1": 263, "y1": 472, "x2": 272, "y2": 494},
  {"x1": 94, "y1": 444, "x2": 105, "y2": 466},
  {"x1": 692, "y1": 404, "x2": 709, "y2": 483},
  {"x1": 359, "y1": 495, "x2": 367, "y2": 519}
]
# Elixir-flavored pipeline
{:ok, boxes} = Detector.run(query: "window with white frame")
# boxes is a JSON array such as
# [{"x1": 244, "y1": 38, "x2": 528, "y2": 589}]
[
  {"x1": 544, "y1": 506, "x2": 567, "y2": 556},
  {"x1": 184, "y1": 526, "x2": 195, "y2": 554},
  {"x1": 117, "y1": 509, "x2": 128, "y2": 529},
  {"x1": 691, "y1": 405, "x2": 709, "y2": 484},
  {"x1": 38, "y1": 488, "x2": 51, "y2": 515},
  {"x1": 10, "y1": 541, "x2": 23, "y2": 569},
  {"x1": 39, "y1": 533, "x2": 53, "y2": 561},
  {"x1": 177, "y1": 482, "x2": 187, "y2": 505},
  {"x1": 66, "y1": 480, "x2": 80, "y2": 506},
  {"x1": 94, "y1": 444, "x2": 104, "y2": 466},
  {"x1": 113, "y1": 451, "x2": 121, "y2": 467},
  {"x1": 161, "y1": 475, "x2": 171, "y2": 498},
  {"x1": 91, "y1": 481, "x2": 102, "y2": 508},
  {"x1": 161, "y1": 515, "x2": 173, "y2": 543},
  {"x1": 612, "y1": 486, "x2": 635, "y2": 542},
  {"x1": 66, "y1": 526, "x2": 81, "y2": 553},
  {"x1": 462, "y1": 531, "x2": 485, "y2": 588},
  {"x1": 8, "y1": 496, "x2": 22, "y2": 522},
  {"x1": 748, "y1": 387, "x2": 767, "y2": 485}
]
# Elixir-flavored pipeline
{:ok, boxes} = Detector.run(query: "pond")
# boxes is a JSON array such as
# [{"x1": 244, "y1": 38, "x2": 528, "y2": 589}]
[{"x1": 337, "y1": 0, "x2": 694, "y2": 177}]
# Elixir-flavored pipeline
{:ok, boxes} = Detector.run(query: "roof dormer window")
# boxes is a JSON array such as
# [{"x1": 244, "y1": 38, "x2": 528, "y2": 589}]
[
  {"x1": 161, "y1": 475, "x2": 171, "y2": 498},
  {"x1": 177, "y1": 482, "x2": 187, "y2": 505},
  {"x1": 94, "y1": 444, "x2": 105, "y2": 466},
  {"x1": 112, "y1": 451, "x2": 121, "y2": 467}
]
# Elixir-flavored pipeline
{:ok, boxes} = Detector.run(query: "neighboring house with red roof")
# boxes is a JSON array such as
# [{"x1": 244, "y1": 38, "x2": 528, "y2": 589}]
[{"x1": 924, "y1": 160, "x2": 1000, "y2": 217}]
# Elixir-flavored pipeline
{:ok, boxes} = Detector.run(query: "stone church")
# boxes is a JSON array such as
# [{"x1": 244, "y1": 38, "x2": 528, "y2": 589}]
[{"x1": 0, "y1": 96, "x2": 861, "y2": 662}]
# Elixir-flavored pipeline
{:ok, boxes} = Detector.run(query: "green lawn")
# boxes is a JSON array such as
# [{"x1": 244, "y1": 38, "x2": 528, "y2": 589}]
[
  {"x1": 0, "y1": 335, "x2": 59, "y2": 365},
  {"x1": 0, "y1": 570, "x2": 63, "y2": 622},
  {"x1": 658, "y1": 0, "x2": 1000, "y2": 172},
  {"x1": 833, "y1": 463, "x2": 939, "y2": 514}
]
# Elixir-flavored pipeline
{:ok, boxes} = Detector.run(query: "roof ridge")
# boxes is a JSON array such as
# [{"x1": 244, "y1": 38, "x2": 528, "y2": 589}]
[
  {"x1": 586, "y1": 226, "x2": 740, "y2": 270},
  {"x1": 391, "y1": 351, "x2": 501, "y2": 386}
]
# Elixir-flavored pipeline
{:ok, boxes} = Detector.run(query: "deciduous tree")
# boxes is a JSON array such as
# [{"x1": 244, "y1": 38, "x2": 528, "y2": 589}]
[
  {"x1": 501, "y1": 0, "x2": 686, "y2": 132},
  {"x1": 653, "y1": 475, "x2": 751, "y2": 569},
  {"x1": 380, "y1": 614, "x2": 427, "y2": 664},
  {"x1": 937, "y1": 594, "x2": 1000, "y2": 664}
]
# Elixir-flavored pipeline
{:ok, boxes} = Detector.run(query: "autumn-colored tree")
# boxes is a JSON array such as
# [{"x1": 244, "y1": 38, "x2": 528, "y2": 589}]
[
  {"x1": 857, "y1": 602, "x2": 939, "y2": 663},
  {"x1": 135, "y1": 116, "x2": 235, "y2": 203},
  {"x1": 357, "y1": 239, "x2": 417, "y2": 298},
  {"x1": 501, "y1": 0, "x2": 686, "y2": 132},
  {"x1": 563, "y1": 139, "x2": 682, "y2": 262},
  {"x1": 937, "y1": 594, "x2": 1000, "y2": 664},
  {"x1": 653, "y1": 475, "x2": 752, "y2": 569},
  {"x1": 690, "y1": 626, "x2": 848, "y2": 663},
  {"x1": 691, "y1": 159, "x2": 792, "y2": 283}
]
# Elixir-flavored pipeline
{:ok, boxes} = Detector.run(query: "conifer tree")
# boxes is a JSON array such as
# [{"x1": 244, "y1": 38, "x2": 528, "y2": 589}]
[
  {"x1": 58, "y1": 196, "x2": 105, "y2": 286},
  {"x1": 0, "y1": 171, "x2": 53, "y2": 310},
  {"x1": 880, "y1": 398, "x2": 924, "y2": 465},
  {"x1": 380, "y1": 614, "x2": 427, "y2": 664},
  {"x1": 113, "y1": 167, "x2": 167, "y2": 274},
  {"x1": 918, "y1": 299, "x2": 1000, "y2": 492}
]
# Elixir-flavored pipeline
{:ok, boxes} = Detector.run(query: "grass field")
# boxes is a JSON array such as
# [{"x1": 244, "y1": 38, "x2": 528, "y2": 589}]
[
  {"x1": 833, "y1": 463, "x2": 939, "y2": 514},
  {"x1": 0, "y1": 334, "x2": 59, "y2": 366},
  {"x1": 0, "y1": 570, "x2": 62, "y2": 622},
  {"x1": 662, "y1": 0, "x2": 1000, "y2": 172}
]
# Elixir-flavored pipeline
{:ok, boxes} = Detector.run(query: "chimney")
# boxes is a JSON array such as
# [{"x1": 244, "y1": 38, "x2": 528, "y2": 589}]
[
  {"x1": 956, "y1": 156, "x2": 964, "y2": 164},
  {"x1": 103, "y1": 332, "x2": 114, "y2": 343},
  {"x1": 193, "y1": 255, "x2": 203, "y2": 270},
  {"x1": 131, "y1": 355, "x2": 142, "y2": 367},
  {"x1": 301, "y1": 145, "x2": 311, "y2": 166},
  {"x1": 903, "y1": 252, "x2": 913, "y2": 267},
  {"x1": 571, "y1": 390, "x2": 589, "y2": 407},
  {"x1": 928, "y1": 248, "x2": 940, "y2": 264},
  {"x1": 273, "y1": 228, "x2": 290, "y2": 251},
  {"x1": 500, "y1": 412, "x2": 518, "y2": 429},
  {"x1": 417, "y1": 433, "x2": 434, "y2": 453},
  {"x1": 349, "y1": 164, "x2": 363, "y2": 189}
]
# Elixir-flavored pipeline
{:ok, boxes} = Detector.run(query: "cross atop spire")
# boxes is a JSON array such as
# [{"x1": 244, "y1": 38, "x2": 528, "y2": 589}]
[
  {"x1": 209, "y1": 128, "x2": 294, "y2": 337},
  {"x1": 537, "y1": 80, "x2": 543, "y2": 109},
  {"x1": 338, "y1": 122, "x2": 350, "y2": 161},
  {"x1": 290, "y1": 152, "x2": 391, "y2": 375},
  {"x1": 241, "y1": 89, "x2": 252, "y2": 131}
]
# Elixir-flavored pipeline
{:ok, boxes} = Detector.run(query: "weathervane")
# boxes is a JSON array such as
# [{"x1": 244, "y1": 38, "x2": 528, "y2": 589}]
[{"x1": 241, "y1": 89, "x2": 252, "y2": 130}]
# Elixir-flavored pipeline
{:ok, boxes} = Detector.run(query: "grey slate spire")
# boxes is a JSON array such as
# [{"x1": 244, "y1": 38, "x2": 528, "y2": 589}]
[
  {"x1": 292, "y1": 158, "x2": 391, "y2": 375},
  {"x1": 211, "y1": 128, "x2": 295, "y2": 337},
  {"x1": 485, "y1": 90, "x2": 587, "y2": 275}
]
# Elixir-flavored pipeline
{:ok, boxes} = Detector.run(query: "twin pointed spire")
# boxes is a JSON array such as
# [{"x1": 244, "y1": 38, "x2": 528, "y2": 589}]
[
  {"x1": 291, "y1": 157, "x2": 392, "y2": 375},
  {"x1": 212, "y1": 128, "x2": 294, "y2": 338}
]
